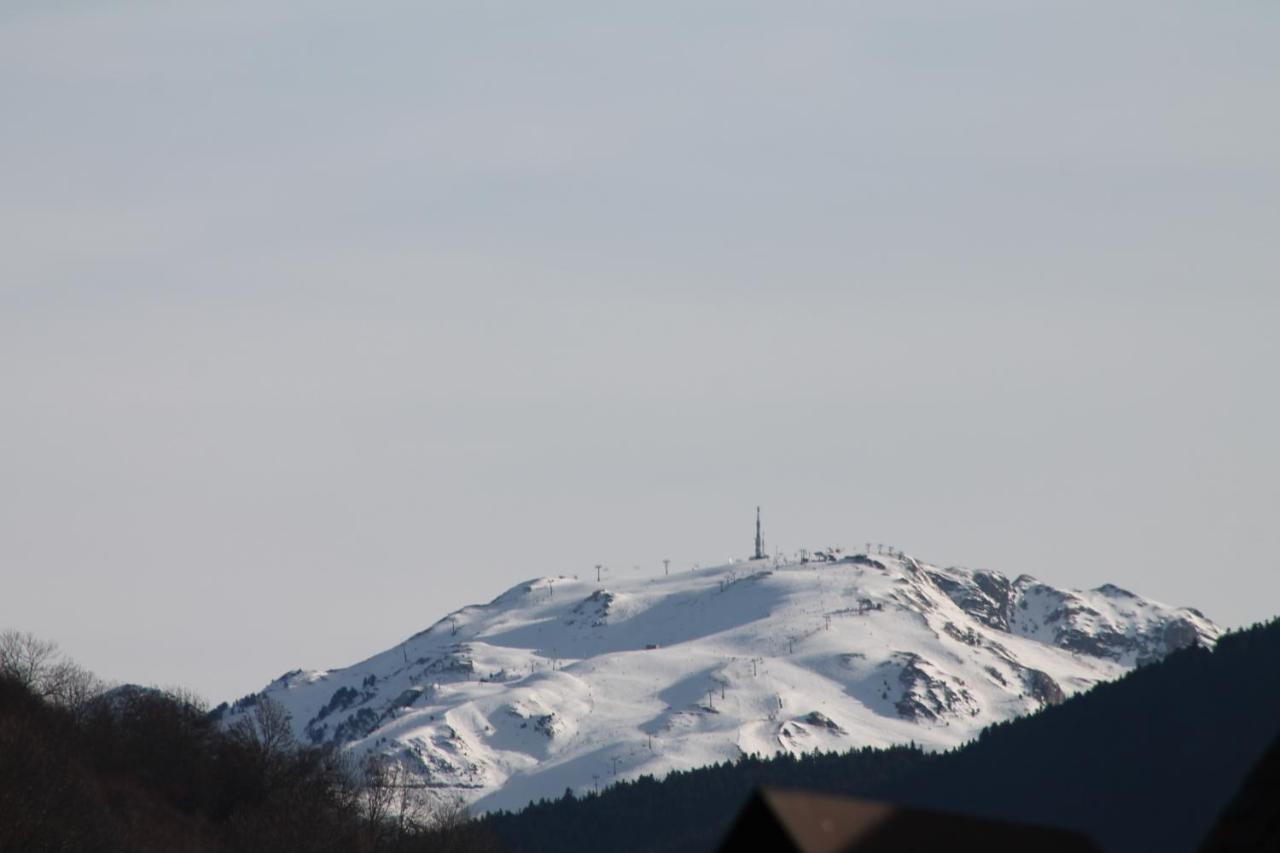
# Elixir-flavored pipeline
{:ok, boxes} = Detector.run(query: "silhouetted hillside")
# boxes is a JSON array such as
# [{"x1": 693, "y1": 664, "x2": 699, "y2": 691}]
[
  {"x1": 0, "y1": 631, "x2": 499, "y2": 852},
  {"x1": 484, "y1": 618, "x2": 1280, "y2": 852}
]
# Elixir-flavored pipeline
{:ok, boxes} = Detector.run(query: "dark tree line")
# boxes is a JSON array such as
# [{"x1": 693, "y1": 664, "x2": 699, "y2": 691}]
[
  {"x1": 483, "y1": 744, "x2": 933, "y2": 852},
  {"x1": 0, "y1": 631, "x2": 499, "y2": 852}
]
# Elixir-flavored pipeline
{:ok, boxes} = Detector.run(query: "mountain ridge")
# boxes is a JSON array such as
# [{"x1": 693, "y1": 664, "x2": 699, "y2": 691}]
[{"x1": 214, "y1": 547, "x2": 1218, "y2": 813}]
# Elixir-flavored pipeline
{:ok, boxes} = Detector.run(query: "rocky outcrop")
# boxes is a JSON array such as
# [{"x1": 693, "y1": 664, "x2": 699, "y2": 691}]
[
  {"x1": 888, "y1": 652, "x2": 979, "y2": 722},
  {"x1": 927, "y1": 568, "x2": 1219, "y2": 665},
  {"x1": 1021, "y1": 668, "x2": 1065, "y2": 707},
  {"x1": 942, "y1": 621, "x2": 983, "y2": 646},
  {"x1": 1162, "y1": 617, "x2": 1203, "y2": 652},
  {"x1": 927, "y1": 569, "x2": 1015, "y2": 632},
  {"x1": 803, "y1": 711, "x2": 844, "y2": 732},
  {"x1": 419, "y1": 646, "x2": 476, "y2": 679},
  {"x1": 567, "y1": 590, "x2": 615, "y2": 628}
]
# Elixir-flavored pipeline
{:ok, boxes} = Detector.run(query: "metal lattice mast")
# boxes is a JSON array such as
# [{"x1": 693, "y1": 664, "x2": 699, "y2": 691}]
[{"x1": 754, "y1": 506, "x2": 765, "y2": 560}]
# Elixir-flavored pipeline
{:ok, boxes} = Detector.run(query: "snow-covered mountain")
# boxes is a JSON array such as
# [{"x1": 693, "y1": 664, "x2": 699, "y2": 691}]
[{"x1": 216, "y1": 548, "x2": 1218, "y2": 813}]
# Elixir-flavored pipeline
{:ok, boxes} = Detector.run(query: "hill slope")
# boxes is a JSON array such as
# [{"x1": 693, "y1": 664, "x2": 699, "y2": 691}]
[
  {"x1": 484, "y1": 616, "x2": 1280, "y2": 852},
  {"x1": 216, "y1": 549, "x2": 1217, "y2": 813}
]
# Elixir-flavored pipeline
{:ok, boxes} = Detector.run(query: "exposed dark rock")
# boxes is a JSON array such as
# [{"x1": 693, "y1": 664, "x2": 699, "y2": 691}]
[
  {"x1": 889, "y1": 653, "x2": 978, "y2": 722},
  {"x1": 803, "y1": 711, "x2": 844, "y2": 732},
  {"x1": 1054, "y1": 625, "x2": 1119, "y2": 659},
  {"x1": 271, "y1": 669, "x2": 305, "y2": 687},
  {"x1": 533, "y1": 713, "x2": 558, "y2": 737},
  {"x1": 927, "y1": 569, "x2": 1016, "y2": 633},
  {"x1": 1163, "y1": 618, "x2": 1201, "y2": 652},
  {"x1": 892, "y1": 588, "x2": 935, "y2": 613},
  {"x1": 1022, "y1": 668, "x2": 1065, "y2": 707},
  {"x1": 1010, "y1": 581, "x2": 1216, "y2": 665},
  {"x1": 984, "y1": 666, "x2": 1009, "y2": 687},
  {"x1": 567, "y1": 590, "x2": 615, "y2": 627},
  {"x1": 481, "y1": 669, "x2": 517, "y2": 682},
  {"x1": 942, "y1": 621, "x2": 983, "y2": 646},
  {"x1": 421, "y1": 646, "x2": 476, "y2": 678},
  {"x1": 391, "y1": 687, "x2": 425, "y2": 709}
]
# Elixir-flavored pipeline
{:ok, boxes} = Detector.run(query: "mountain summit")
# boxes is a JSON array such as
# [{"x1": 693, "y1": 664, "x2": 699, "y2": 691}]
[{"x1": 217, "y1": 548, "x2": 1217, "y2": 813}]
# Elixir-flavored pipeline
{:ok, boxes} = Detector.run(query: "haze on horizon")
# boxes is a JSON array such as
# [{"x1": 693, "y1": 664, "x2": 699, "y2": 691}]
[{"x1": 2, "y1": 1, "x2": 1277, "y2": 702}]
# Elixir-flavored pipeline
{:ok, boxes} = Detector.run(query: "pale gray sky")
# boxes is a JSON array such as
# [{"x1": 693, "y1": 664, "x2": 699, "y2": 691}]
[{"x1": 2, "y1": 1, "x2": 1277, "y2": 702}]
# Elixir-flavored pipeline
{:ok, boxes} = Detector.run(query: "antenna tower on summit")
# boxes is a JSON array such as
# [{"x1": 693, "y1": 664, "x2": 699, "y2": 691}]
[{"x1": 754, "y1": 506, "x2": 765, "y2": 560}]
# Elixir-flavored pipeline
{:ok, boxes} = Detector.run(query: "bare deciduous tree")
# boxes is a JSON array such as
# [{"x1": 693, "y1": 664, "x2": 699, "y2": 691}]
[
  {"x1": 0, "y1": 630, "x2": 102, "y2": 711},
  {"x1": 227, "y1": 693, "x2": 297, "y2": 793},
  {"x1": 361, "y1": 754, "x2": 398, "y2": 840},
  {"x1": 0, "y1": 630, "x2": 59, "y2": 688},
  {"x1": 360, "y1": 753, "x2": 436, "y2": 846},
  {"x1": 229, "y1": 694, "x2": 294, "y2": 753},
  {"x1": 427, "y1": 794, "x2": 472, "y2": 834}
]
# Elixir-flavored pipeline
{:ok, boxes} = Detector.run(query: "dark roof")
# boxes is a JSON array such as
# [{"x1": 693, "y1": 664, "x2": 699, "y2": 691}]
[{"x1": 718, "y1": 788, "x2": 1102, "y2": 853}]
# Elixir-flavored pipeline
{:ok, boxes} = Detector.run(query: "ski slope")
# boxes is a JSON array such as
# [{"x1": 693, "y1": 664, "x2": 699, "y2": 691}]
[{"x1": 216, "y1": 548, "x2": 1219, "y2": 813}]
